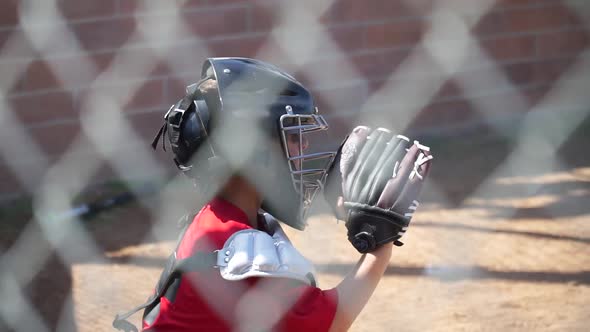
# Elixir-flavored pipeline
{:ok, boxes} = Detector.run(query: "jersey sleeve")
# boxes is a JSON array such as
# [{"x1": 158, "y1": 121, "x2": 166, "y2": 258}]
[
  {"x1": 274, "y1": 285, "x2": 338, "y2": 332},
  {"x1": 176, "y1": 213, "x2": 252, "y2": 258}
]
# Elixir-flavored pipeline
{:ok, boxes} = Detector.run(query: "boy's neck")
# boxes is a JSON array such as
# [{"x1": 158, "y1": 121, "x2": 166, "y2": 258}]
[{"x1": 218, "y1": 175, "x2": 262, "y2": 229}]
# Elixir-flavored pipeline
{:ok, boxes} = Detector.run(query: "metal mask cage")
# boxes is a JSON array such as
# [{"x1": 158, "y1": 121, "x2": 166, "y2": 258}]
[{"x1": 279, "y1": 112, "x2": 336, "y2": 223}]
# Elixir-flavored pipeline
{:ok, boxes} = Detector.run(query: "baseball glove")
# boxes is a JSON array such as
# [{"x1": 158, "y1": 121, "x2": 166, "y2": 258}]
[{"x1": 324, "y1": 126, "x2": 433, "y2": 253}]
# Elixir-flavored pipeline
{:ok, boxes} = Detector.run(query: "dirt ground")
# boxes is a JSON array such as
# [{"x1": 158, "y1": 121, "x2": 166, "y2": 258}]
[{"x1": 2, "y1": 123, "x2": 589, "y2": 332}]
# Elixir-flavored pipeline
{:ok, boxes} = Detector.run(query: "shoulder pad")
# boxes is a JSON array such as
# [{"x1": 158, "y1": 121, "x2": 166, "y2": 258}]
[{"x1": 216, "y1": 221, "x2": 316, "y2": 286}]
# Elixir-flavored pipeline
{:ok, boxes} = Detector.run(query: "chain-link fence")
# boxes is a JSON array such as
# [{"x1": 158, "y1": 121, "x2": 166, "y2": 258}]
[{"x1": 1, "y1": 0, "x2": 589, "y2": 331}]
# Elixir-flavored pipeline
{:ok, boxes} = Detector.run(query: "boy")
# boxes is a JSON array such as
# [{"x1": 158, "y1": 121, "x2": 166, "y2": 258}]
[{"x1": 114, "y1": 57, "x2": 432, "y2": 332}]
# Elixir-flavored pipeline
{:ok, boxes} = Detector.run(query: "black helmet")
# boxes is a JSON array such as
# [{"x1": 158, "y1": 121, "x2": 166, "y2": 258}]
[{"x1": 152, "y1": 57, "x2": 335, "y2": 230}]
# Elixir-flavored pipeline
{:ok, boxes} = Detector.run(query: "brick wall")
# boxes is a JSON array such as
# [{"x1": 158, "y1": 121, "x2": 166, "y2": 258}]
[{"x1": 0, "y1": 0, "x2": 588, "y2": 199}]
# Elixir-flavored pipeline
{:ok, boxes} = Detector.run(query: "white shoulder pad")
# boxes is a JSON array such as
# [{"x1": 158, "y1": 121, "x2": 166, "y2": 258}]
[{"x1": 216, "y1": 214, "x2": 316, "y2": 286}]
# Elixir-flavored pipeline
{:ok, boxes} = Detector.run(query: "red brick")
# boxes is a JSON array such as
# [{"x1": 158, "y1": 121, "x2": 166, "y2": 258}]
[
  {"x1": 363, "y1": 50, "x2": 441, "y2": 94},
  {"x1": 411, "y1": 99, "x2": 475, "y2": 129},
  {"x1": 183, "y1": 6, "x2": 249, "y2": 39},
  {"x1": 126, "y1": 111, "x2": 184, "y2": 167},
  {"x1": 298, "y1": 55, "x2": 365, "y2": 88},
  {"x1": 71, "y1": 17, "x2": 136, "y2": 52},
  {"x1": 479, "y1": 35, "x2": 536, "y2": 62},
  {"x1": 351, "y1": 53, "x2": 385, "y2": 80},
  {"x1": 0, "y1": 29, "x2": 9, "y2": 49},
  {"x1": 143, "y1": 48, "x2": 193, "y2": 75},
  {"x1": 91, "y1": 52, "x2": 115, "y2": 74},
  {"x1": 118, "y1": 0, "x2": 207, "y2": 14},
  {"x1": 8, "y1": 91, "x2": 76, "y2": 125},
  {"x1": 351, "y1": 49, "x2": 410, "y2": 81},
  {"x1": 127, "y1": 79, "x2": 166, "y2": 111},
  {"x1": 150, "y1": 43, "x2": 209, "y2": 80},
  {"x1": 504, "y1": 62, "x2": 536, "y2": 86},
  {"x1": 127, "y1": 110, "x2": 166, "y2": 143},
  {"x1": 248, "y1": 1, "x2": 278, "y2": 32},
  {"x1": 0, "y1": 29, "x2": 37, "y2": 60},
  {"x1": 523, "y1": 83, "x2": 553, "y2": 105},
  {"x1": 248, "y1": 0, "x2": 338, "y2": 31},
  {"x1": 532, "y1": 58, "x2": 575, "y2": 84},
  {"x1": 118, "y1": 0, "x2": 138, "y2": 14},
  {"x1": 22, "y1": 54, "x2": 112, "y2": 92},
  {"x1": 28, "y1": 121, "x2": 81, "y2": 156},
  {"x1": 91, "y1": 51, "x2": 123, "y2": 74},
  {"x1": 0, "y1": 162, "x2": 26, "y2": 197},
  {"x1": 434, "y1": 80, "x2": 462, "y2": 100},
  {"x1": 0, "y1": 60, "x2": 28, "y2": 94},
  {"x1": 147, "y1": 60, "x2": 174, "y2": 78},
  {"x1": 476, "y1": 3, "x2": 584, "y2": 37},
  {"x1": 536, "y1": 29, "x2": 590, "y2": 58},
  {"x1": 367, "y1": 77, "x2": 387, "y2": 94},
  {"x1": 0, "y1": 0, "x2": 18, "y2": 28},
  {"x1": 118, "y1": 0, "x2": 140, "y2": 14},
  {"x1": 79, "y1": 79, "x2": 166, "y2": 113},
  {"x1": 494, "y1": 0, "x2": 564, "y2": 9},
  {"x1": 365, "y1": 20, "x2": 424, "y2": 50},
  {"x1": 454, "y1": 62, "x2": 537, "y2": 90},
  {"x1": 207, "y1": 34, "x2": 268, "y2": 58},
  {"x1": 326, "y1": 0, "x2": 417, "y2": 23},
  {"x1": 359, "y1": 97, "x2": 478, "y2": 132},
  {"x1": 104, "y1": 47, "x2": 172, "y2": 80},
  {"x1": 173, "y1": 0, "x2": 210, "y2": 10},
  {"x1": 473, "y1": 11, "x2": 508, "y2": 36},
  {"x1": 165, "y1": 76, "x2": 200, "y2": 99},
  {"x1": 503, "y1": 4, "x2": 580, "y2": 33},
  {"x1": 22, "y1": 60, "x2": 59, "y2": 92},
  {"x1": 287, "y1": 25, "x2": 366, "y2": 57},
  {"x1": 165, "y1": 77, "x2": 194, "y2": 101},
  {"x1": 57, "y1": 0, "x2": 118, "y2": 20},
  {"x1": 207, "y1": 0, "x2": 251, "y2": 5},
  {"x1": 455, "y1": 57, "x2": 574, "y2": 91}
]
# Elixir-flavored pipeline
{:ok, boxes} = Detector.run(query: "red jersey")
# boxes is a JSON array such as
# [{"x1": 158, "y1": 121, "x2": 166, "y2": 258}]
[{"x1": 142, "y1": 198, "x2": 338, "y2": 332}]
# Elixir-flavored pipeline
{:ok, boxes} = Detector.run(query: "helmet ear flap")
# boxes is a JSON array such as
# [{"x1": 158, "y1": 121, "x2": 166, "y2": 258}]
[{"x1": 153, "y1": 90, "x2": 215, "y2": 172}]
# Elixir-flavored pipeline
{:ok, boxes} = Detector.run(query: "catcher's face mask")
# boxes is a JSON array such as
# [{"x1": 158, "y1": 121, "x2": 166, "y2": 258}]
[{"x1": 280, "y1": 110, "x2": 335, "y2": 221}]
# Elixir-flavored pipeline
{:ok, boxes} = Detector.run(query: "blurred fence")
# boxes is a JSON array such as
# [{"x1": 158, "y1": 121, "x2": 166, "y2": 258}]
[{"x1": 0, "y1": 0, "x2": 589, "y2": 331}]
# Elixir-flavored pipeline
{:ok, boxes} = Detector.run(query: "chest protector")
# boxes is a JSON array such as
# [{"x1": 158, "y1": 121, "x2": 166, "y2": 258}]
[
  {"x1": 218, "y1": 214, "x2": 316, "y2": 286},
  {"x1": 113, "y1": 213, "x2": 316, "y2": 332}
]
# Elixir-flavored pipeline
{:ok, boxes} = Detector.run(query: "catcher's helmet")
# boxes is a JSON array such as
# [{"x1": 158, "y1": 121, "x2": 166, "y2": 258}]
[{"x1": 152, "y1": 57, "x2": 335, "y2": 230}]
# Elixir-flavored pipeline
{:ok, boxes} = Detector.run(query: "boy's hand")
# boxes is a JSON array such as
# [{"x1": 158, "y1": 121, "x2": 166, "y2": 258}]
[{"x1": 324, "y1": 126, "x2": 433, "y2": 253}]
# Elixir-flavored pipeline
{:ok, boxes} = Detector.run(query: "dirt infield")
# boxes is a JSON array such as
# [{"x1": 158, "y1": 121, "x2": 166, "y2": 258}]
[{"x1": 2, "y1": 124, "x2": 589, "y2": 332}]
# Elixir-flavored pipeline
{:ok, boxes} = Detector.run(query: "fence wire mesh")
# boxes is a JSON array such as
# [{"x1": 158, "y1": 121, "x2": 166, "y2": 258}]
[{"x1": 1, "y1": 0, "x2": 589, "y2": 331}]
